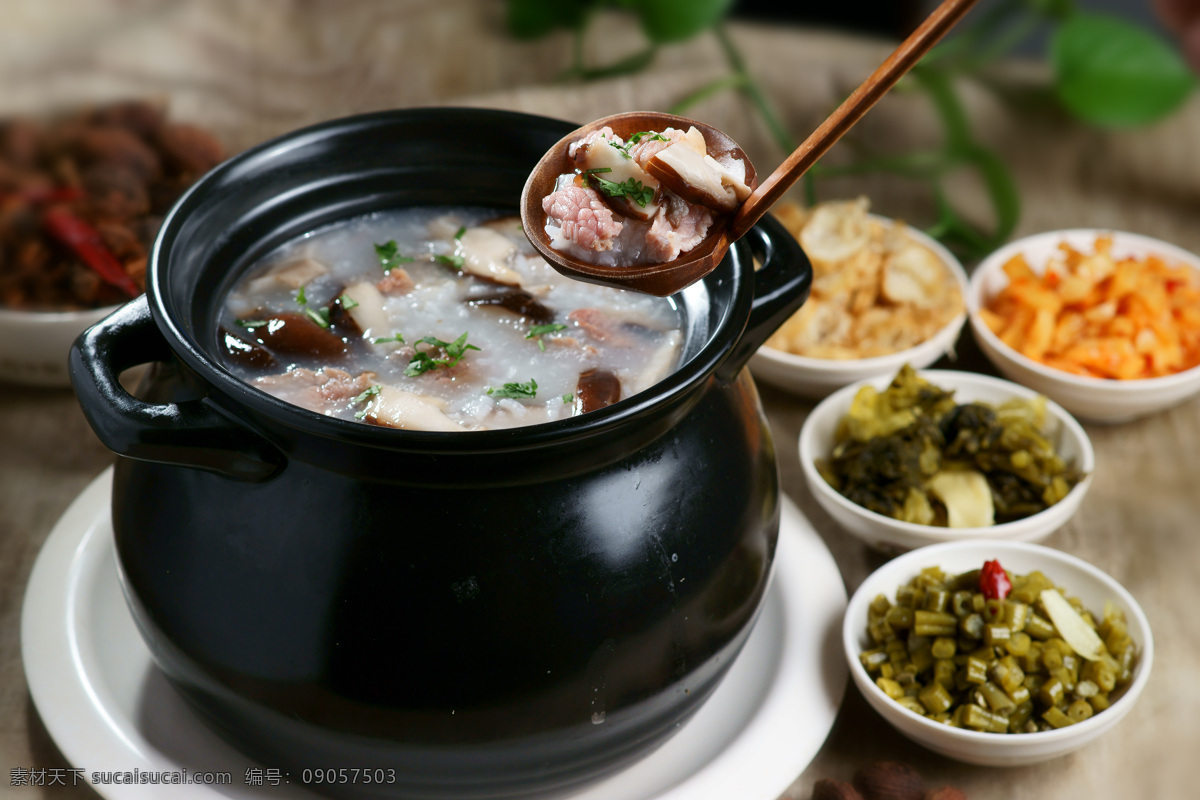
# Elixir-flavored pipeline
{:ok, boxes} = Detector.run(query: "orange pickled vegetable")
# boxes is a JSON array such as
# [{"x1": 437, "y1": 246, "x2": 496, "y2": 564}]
[{"x1": 981, "y1": 236, "x2": 1200, "y2": 379}]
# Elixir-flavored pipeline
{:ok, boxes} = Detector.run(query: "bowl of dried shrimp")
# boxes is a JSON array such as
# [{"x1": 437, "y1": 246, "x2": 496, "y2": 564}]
[{"x1": 750, "y1": 198, "x2": 967, "y2": 399}]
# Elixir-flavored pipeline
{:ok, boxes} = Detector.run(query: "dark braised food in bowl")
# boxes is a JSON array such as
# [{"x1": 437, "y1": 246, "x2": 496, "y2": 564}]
[{"x1": 0, "y1": 100, "x2": 223, "y2": 310}]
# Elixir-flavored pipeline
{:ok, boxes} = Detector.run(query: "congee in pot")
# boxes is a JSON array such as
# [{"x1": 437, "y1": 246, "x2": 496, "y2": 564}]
[{"x1": 217, "y1": 207, "x2": 684, "y2": 431}]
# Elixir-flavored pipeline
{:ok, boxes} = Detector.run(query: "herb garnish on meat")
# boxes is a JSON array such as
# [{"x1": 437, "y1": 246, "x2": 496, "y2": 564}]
[
  {"x1": 295, "y1": 286, "x2": 331, "y2": 329},
  {"x1": 526, "y1": 322, "x2": 568, "y2": 350},
  {"x1": 351, "y1": 385, "x2": 382, "y2": 419},
  {"x1": 374, "y1": 240, "x2": 415, "y2": 274},
  {"x1": 404, "y1": 332, "x2": 480, "y2": 377},
  {"x1": 487, "y1": 378, "x2": 538, "y2": 399},
  {"x1": 583, "y1": 168, "x2": 655, "y2": 208}
]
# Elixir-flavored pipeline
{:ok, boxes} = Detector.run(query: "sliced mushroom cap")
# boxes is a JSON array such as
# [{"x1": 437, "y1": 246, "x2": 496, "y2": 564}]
[
  {"x1": 575, "y1": 368, "x2": 621, "y2": 413},
  {"x1": 426, "y1": 214, "x2": 465, "y2": 240},
  {"x1": 245, "y1": 311, "x2": 347, "y2": 360},
  {"x1": 336, "y1": 281, "x2": 392, "y2": 340},
  {"x1": 458, "y1": 227, "x2": 522, "y2": 285},
  {"x1": 364, "y1": 386, "x2": 475, "y2": 432},
  {"x1": 246, "y1": 255, "x2": 328, "y2": 294},
  {"x1": 219, "y1": 327, "x2": 278, "y2": 370},
  {"x1": 465, "y1": 285, "x2": 554, "y2": 323},
  {"x1": 644, "y1": 145, "x2": 725, "y2": 212}
]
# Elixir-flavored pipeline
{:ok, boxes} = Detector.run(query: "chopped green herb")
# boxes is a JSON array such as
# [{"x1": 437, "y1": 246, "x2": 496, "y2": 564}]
[
  {"x1": 607, "y1": 140, "x2": 633, "y2": 160},
  {"x1": 404, "y1": 352, "x2": 438, "y2": 377},
  {"x1": 454, "y1": 225, "x2": 467, "y2": 240},
  {"x1": 525, "y1": 322, "x2": 567, "y2": 351},
  {"x1": 371, "y1": 332, "x2": 406, "y2": 344},
  {"x1": 628, "y1": 131, "x2": 669, "y2": 145},
  {"x1": 487, "y1": 379, "x2": 538, "y2": 399},
  {"x1": 527, "y1": 323, "x2": 568, "y2": 337},
  {"x1": 374, "y1": 240, "x2": 415, "y2": 274},
  {"x1": 351, "y1": 385, "x2": 381, "y2": 419},
  {"x1": 237, "y1": 319, "x2": 269, "y2": 330},
  {"x1": 404, "y1": 332, "x2": 480, "y2": 376},
  {"x1": 339, "y1": 294, "x2": 359, "y2": 311},
  {"x1": 435, "y1": 253, "x2": 465, "y2": 270},
  {"x1": 584, "y1": 169, "x2": 654, "y2": 208},
  {"x1": 304, "y1": 307, "x2": 331, "y2": 329},
  {"x1": 609, "y1": 131, "x2": 670, "y2": 159},
  {"x1": 295, "y1": 286, "x2": 330, "y2": 329},
  {"x1": 562, "y1": 394, "x2": 573, "y2": 403}
]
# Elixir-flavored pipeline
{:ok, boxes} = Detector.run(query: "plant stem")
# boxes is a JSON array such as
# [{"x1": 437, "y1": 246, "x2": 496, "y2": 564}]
[
  {"x1": 556, "y1": 7, "x2": 657, "y2": 81},
  {"x1": 669, "y1": 73, "x2": 749, "y2": 115},
  {"x1": 714, "y1": 23, "x2": 798, "y2": 155}
]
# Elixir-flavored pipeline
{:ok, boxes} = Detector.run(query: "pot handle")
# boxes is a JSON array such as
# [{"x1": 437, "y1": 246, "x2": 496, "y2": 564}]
[
  {"x1": 716, "y1": 214, "x2": 813, "y2": 382},
  {"x1": 69, "y1": 295, "x2": 283, "y2": 481}
]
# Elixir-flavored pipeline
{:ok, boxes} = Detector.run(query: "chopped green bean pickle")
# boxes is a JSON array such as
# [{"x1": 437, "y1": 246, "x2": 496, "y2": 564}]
[{"x1": 861, "y1": 559, "x2": 1138, "y2": 733}]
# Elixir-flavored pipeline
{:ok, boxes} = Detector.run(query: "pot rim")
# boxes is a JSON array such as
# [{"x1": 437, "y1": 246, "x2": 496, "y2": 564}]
[{"x1": 146, "y1": 107, "x2": 755, "y2": 453}]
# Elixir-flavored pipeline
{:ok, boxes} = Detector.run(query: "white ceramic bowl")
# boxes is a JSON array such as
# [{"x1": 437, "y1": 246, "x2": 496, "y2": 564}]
[
  {"x1": 0, "y1": 304, "x2": 120, "y2": 387},
  {"x1": 968, "y1": 228, "x2": 1200, "y2": 423},
  {"x1": 799, "y1": 369, "x2": 1093, "y2": 552},
  {"x1": 843, "y1": 539, "x2": 1153, "y2": 765},
  {"x1": 750, "y1": 220, "x2": 968, "y2": 399}
]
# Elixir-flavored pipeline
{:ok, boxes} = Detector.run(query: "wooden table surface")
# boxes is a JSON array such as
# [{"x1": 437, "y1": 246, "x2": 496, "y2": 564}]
[{"x1": 2, "y1": 2, "x2": 1197, "y2": 798}]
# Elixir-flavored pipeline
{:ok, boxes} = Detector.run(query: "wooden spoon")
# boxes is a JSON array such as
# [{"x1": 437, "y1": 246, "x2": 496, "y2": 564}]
[{"x1": 520, "y1": 0, "x2": 979, "y2": 296}]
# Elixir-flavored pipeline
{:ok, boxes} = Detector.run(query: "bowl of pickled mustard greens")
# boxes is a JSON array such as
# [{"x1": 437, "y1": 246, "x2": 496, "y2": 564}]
[
  {"x1": 843, "y1": 540, "x2": 1152, "y2": 766},
  {"x1": 799, "y1": 366, "x2": 1093, "y2": 551}
]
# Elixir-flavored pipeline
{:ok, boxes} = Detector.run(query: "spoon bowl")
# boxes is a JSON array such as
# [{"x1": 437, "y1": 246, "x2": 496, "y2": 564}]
[
  {"x1": 519, "y1": 111, "x2": 757, "y2": 296},
  {"x1": 520, "y1": 0, "x2": 979, "y2": 297}
]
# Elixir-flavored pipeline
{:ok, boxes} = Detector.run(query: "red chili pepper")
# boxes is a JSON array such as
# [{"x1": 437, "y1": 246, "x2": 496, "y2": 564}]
[
  {"x1": 979, "y1": 559, "x2": 1012, "y2": 601},
  {"x1": 41, "y1": 207, "x2": 140, "y2": 299}
]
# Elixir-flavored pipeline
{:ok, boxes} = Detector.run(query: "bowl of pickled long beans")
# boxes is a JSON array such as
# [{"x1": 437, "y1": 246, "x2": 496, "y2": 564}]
[{"x1": 842, "y1": 540, "x2": 1152, "y2": 765}]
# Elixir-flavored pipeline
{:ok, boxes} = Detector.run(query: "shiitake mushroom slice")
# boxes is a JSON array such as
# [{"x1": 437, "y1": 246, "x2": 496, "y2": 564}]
[
  {"x1": 239, "y1": 311, "x2": 347, "y2": 360},
  {"x1": 463, "y1": 285, "x2": 554, "y2": 323},
  {"x1": 218, "y1": 327, "x2": 278, "y2": 370},
  {"x1": 575, "y1": 368, "x2": 621, "y2": 413}
]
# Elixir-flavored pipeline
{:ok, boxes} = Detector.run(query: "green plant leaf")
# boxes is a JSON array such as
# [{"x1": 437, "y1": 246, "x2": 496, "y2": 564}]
[
  {"x1": 633, "y1": 0, "x2": 733, "y2": 43},
  {"x1": 1026, "y1": 0, "x2": 1074, "y2": 22},
  {"x1": 1051, "y1": 13, "x2": 1197, "y2": 127},
  {"x1": 506, "y1": 0, "x2": 589, "y2": 39}
]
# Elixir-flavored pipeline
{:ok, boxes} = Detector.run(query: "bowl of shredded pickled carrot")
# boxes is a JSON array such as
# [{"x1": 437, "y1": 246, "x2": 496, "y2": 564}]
[{"x1": 967, "y1": 229, "x2": 1200, "y2": 423}]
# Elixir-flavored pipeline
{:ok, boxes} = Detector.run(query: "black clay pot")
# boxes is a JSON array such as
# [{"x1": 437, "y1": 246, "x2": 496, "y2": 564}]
[{"x1": 69, "y1": 108, "x2": 812, "y2": 800}]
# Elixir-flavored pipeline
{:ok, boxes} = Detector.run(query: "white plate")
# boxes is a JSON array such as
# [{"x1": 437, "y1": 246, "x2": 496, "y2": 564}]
[{"x1": 22, "y1": 468, "x2": 848, "y2": 800}]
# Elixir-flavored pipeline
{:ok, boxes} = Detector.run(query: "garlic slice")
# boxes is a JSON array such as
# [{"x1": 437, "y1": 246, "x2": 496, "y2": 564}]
[
  {"x1": 1040, "y1": 589, "x2": 1105, "y2": 661},
  {"x1": 926, "y1": 470, "x2": 994, "y2": 528}
]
